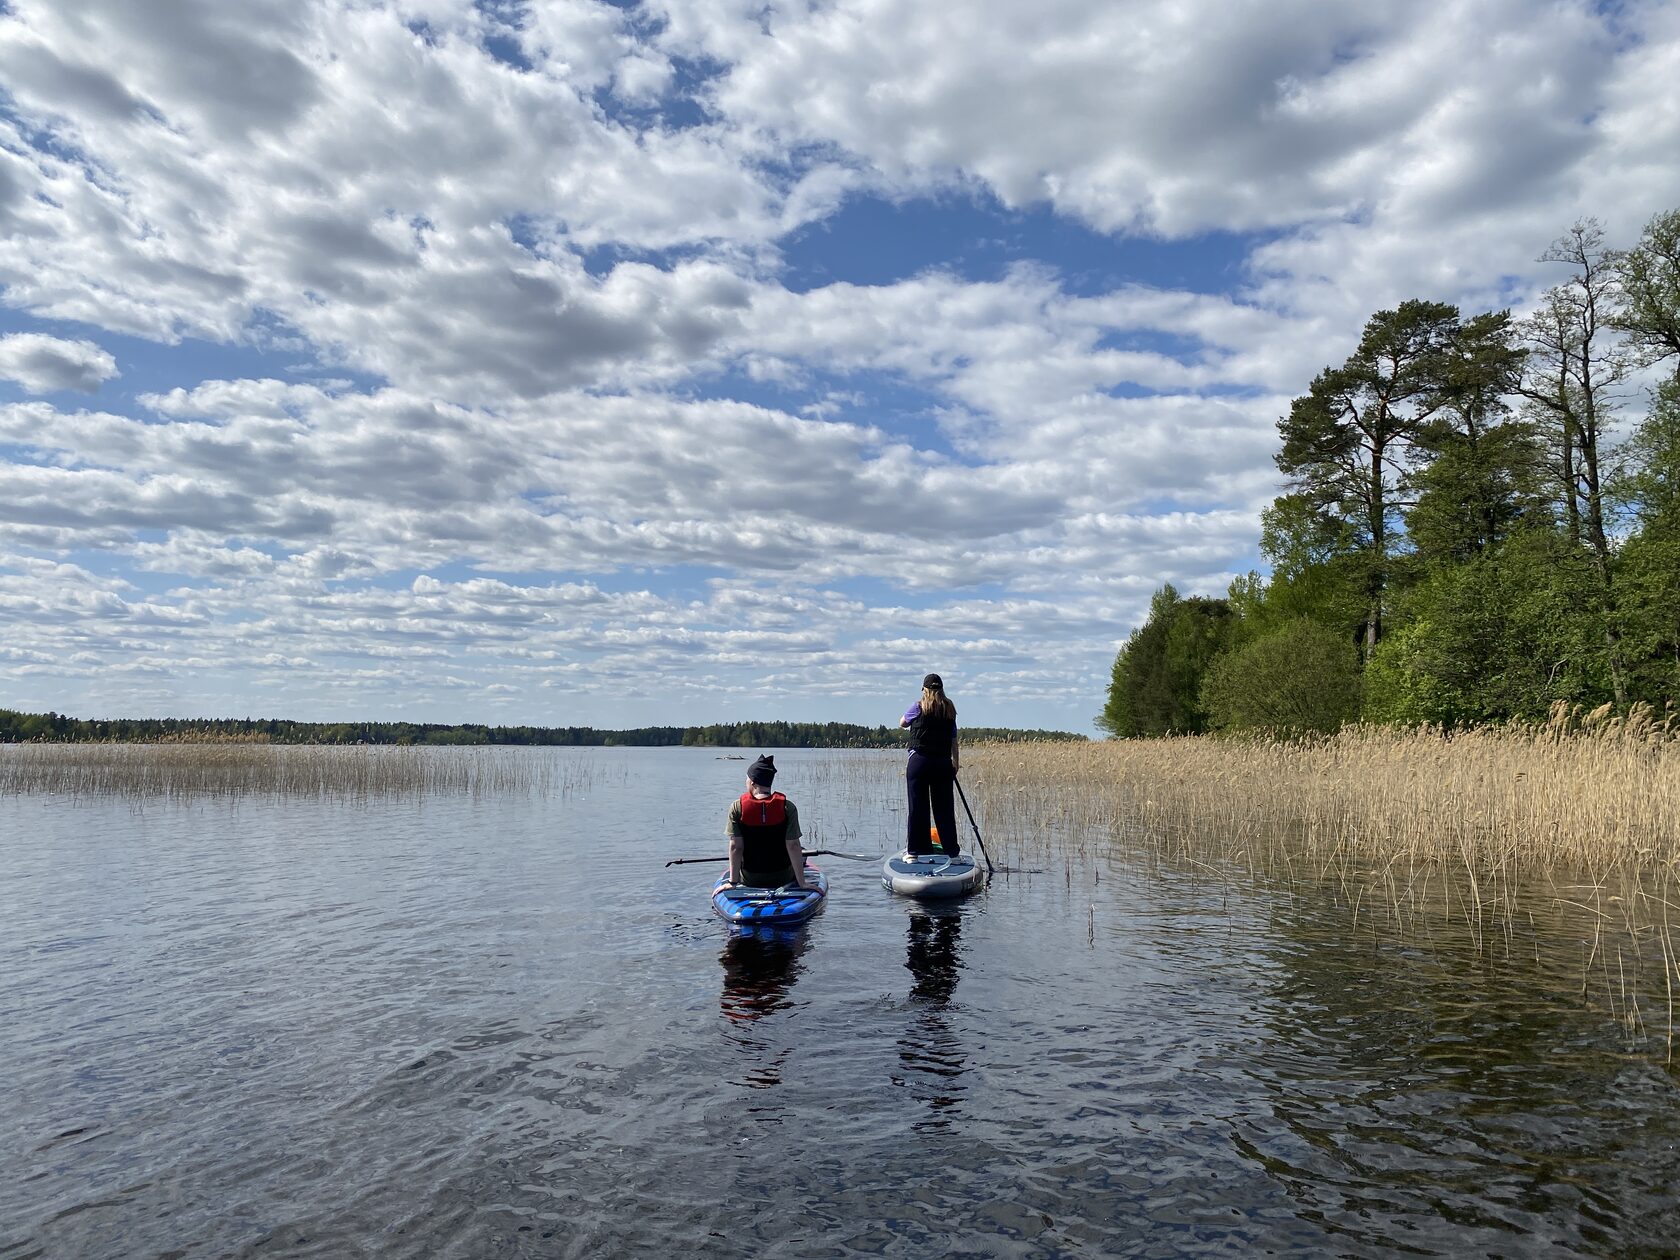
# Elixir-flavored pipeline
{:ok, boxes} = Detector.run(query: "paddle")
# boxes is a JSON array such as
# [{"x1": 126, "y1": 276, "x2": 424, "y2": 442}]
[
  {"x1": 664, "y1": 848, "x2": 878, "y2": 867},
  {"x1": 954, "y1": 778, "x2": 996, "y2": 874},
  {"x1": 803, "y1": 849, "x2": 882, "y2": 861}
]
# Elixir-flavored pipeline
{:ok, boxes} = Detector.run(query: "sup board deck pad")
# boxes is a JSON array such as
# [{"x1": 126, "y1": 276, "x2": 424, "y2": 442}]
[
  {"x1": 712, "y1": 866, "x2": 828, "y2": 925},
  {"x1": 882, "y1": 851, "x2": 985, "y2": 898}
]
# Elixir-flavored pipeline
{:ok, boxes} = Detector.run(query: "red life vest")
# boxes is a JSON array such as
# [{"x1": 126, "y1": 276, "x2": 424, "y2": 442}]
[
  {"x1": 737, "y1": 790, "x2": 787, "y2": 828},
  {"x1": 737, "y1": 790, "x2": 791, "y2": 875}
]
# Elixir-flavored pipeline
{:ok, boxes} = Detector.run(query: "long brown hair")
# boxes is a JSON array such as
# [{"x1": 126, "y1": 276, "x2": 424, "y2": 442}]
[{"x1": 919, "y1": 685, "x2": 956, "y2": 720}]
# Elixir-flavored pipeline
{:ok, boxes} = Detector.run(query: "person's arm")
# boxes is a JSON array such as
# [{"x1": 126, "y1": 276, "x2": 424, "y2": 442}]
[
  {"x1": 725, "y1": 802, "x2": 743, "y2": 884},
  {"x1": 951, "y1": 733, "x2": 959, "y2": 776},
  {"x1": 784, "y1": 801, "x2": 808, "y2": 888},
  {"x1": 900, "y1": 703, "x2": 919, "y2": 728}
]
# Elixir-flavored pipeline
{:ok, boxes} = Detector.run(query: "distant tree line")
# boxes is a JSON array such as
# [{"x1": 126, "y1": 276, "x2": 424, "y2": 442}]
[
  {"x1": 0, "y1": 709, "x2": 1085, "y2": 747},
  {"x1": 678, "y1": 719, "x2": 1083, "y2": 747},
  {"x1": 1101, "y1": 209, "x2": 1680, "y2": 737}
]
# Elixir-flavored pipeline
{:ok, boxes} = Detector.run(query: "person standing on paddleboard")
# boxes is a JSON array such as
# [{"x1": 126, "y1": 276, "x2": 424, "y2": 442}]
[
  {"x1": 899, "y1": 673, "x2": 961, "y2": 859},
  {"x1": 725, "y1": 754, "x2": 811, "y2": 889}
]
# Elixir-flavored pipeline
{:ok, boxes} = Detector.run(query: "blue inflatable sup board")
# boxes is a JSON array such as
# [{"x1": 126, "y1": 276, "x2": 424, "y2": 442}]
[{"x1": 712, "y1": 867, "x2": 828, "y2": 926}]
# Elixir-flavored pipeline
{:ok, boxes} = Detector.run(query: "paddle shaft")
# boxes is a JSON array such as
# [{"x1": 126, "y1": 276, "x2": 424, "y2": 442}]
[
  {"x1": 954, "y1": 778, "x2": 995, "y2": 874},
  {"x1": 664, "y1": 848, "x2": 875, "y2": 867}
]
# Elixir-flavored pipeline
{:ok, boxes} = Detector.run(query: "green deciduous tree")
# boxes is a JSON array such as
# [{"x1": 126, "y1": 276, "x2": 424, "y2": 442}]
[
  {"x1": 1248, "y1": 495, "x2": 1368, "y2": 638},
  {"x1": 1612, "y1": 379, "x2": 1680, "y2": 536},
  {"x1": 1613, "y1": 207, "x2": 1680, "y2": 381},
  {"x1": 1097, "y1": 585, "x2": 1237, "y2": 737},
  {"x1": 1520, "y1": 219, "x2": 1634, "y2": 704},
  {"x1": 1612, "y1": 381, "x2": 1680, "y2": 701},
  {"x1": 1616, "y1": 533, "x2": 1680, "y2": 705},
  {"x1": 1606, "y1": 207, "x2": 1680, "y2": 706},
  {"x1": 1362, "y1": 531, "x2": 1604, "y2": 725},
  {"x1": 1199, "y1": 619, "x2": 1362, "y2": 736}
]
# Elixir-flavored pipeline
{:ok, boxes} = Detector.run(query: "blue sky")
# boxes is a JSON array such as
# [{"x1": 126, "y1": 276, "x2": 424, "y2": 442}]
[{"x1": 1, "y1": 0, "x2": 1678, "y2": 732}]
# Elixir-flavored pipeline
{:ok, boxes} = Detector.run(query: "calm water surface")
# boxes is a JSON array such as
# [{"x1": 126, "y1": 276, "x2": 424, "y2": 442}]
[{"x1": 2, "y1": 747, "x2": 1677, "y2": 1258}]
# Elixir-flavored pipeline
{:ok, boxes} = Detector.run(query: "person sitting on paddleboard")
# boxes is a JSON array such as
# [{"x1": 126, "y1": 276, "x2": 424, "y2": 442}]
[
  {"x1": 726, "y1": 754, "x2": 810, "y2": 889},
  {"x1": 899, "y1": 673, "x2": 960, "y2": 859}
]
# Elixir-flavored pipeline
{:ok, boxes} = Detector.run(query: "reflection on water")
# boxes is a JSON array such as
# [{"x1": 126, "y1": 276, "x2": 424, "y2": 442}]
[
  {"x1": 719, "y1": 931, "x2": 809, "y2": 1026},
  {"x1": 719, "y1": 930, "x2": 809, "y2": 1093},
  {"x1": 904, "y1": 906, "x2": 963, "y2": 1007},
  {"x1": 896, "y1": 906, "x2": 966, "y2": 1128}
]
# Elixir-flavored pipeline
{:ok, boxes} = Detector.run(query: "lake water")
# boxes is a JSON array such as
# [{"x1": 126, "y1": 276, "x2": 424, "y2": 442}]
[{"x1": 3, "y1": 746, "x2": 1678, "y2": 1258}]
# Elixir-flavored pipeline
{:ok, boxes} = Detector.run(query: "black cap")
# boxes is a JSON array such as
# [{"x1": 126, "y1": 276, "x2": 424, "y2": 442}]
[
  {"x1": 922, "y1": 673, "x2": 943, "y2": 690},
  {"x1": 747, "y1": 754, "x2": 776, "y2": 785}
]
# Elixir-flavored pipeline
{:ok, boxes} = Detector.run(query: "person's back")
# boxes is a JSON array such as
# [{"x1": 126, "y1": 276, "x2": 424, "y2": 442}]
[
  {"x1": 904, "y1": 703, "x2": 956, "y2": 758},
  {"x1": 725, "y1": 754, "x2": 809, "y2": 888},
  {"x1": 899, "y1": 673, "x2": 961, "y2": 858}
]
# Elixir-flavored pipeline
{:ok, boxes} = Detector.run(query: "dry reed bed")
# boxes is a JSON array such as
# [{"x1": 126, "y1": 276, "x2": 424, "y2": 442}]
[
  {"x1": 965, "y1": 710, "x2": 1680, "y2": 880},
  {"x1": 963, "y1": 718, "x2": 1680, "y2": 1047},
  {"x1": 0, "y1": 743, "x2": 596, "y2": 800}
]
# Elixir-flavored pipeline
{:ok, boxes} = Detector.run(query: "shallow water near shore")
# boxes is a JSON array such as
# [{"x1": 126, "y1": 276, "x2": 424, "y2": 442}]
[{"x1": 3, "y1": 746, "x2": 1678, "y2": 1258}]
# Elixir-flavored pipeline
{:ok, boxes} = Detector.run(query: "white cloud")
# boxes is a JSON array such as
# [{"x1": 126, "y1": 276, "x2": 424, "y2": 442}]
[
  {"x1": 131, "y1": 536, "x2": 278, "y2": 578},
  {"x1": 0, "y1": 333, "x2": 119, "y2": 393},
  {"x1": 655, "y1": 0, "x2": 1616, "y2": 241}
]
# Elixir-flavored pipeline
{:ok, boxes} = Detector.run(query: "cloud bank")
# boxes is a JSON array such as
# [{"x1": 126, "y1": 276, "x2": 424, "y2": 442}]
[{"x1": 0, "y1": 0, "x2": 1677, "y2": 730}]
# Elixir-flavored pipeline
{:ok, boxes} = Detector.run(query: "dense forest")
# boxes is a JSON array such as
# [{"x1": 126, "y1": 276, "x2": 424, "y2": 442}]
[
  {"x1": 0, "y1": 709, "x2": 1085, "y2": 748},
  {"x1": 1101, "y1": 210, "x2": 1680, "y2": 737}
]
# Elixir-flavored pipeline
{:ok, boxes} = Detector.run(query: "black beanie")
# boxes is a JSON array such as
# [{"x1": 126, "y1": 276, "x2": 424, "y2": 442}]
[{"x1": 747, "y1": 754, "x2": 776, "y2": 786}]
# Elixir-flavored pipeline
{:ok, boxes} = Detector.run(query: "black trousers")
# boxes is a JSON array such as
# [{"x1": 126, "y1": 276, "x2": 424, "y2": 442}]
[{"x1": 906, "y1": 751, "x2": 960, "y2": 857}]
